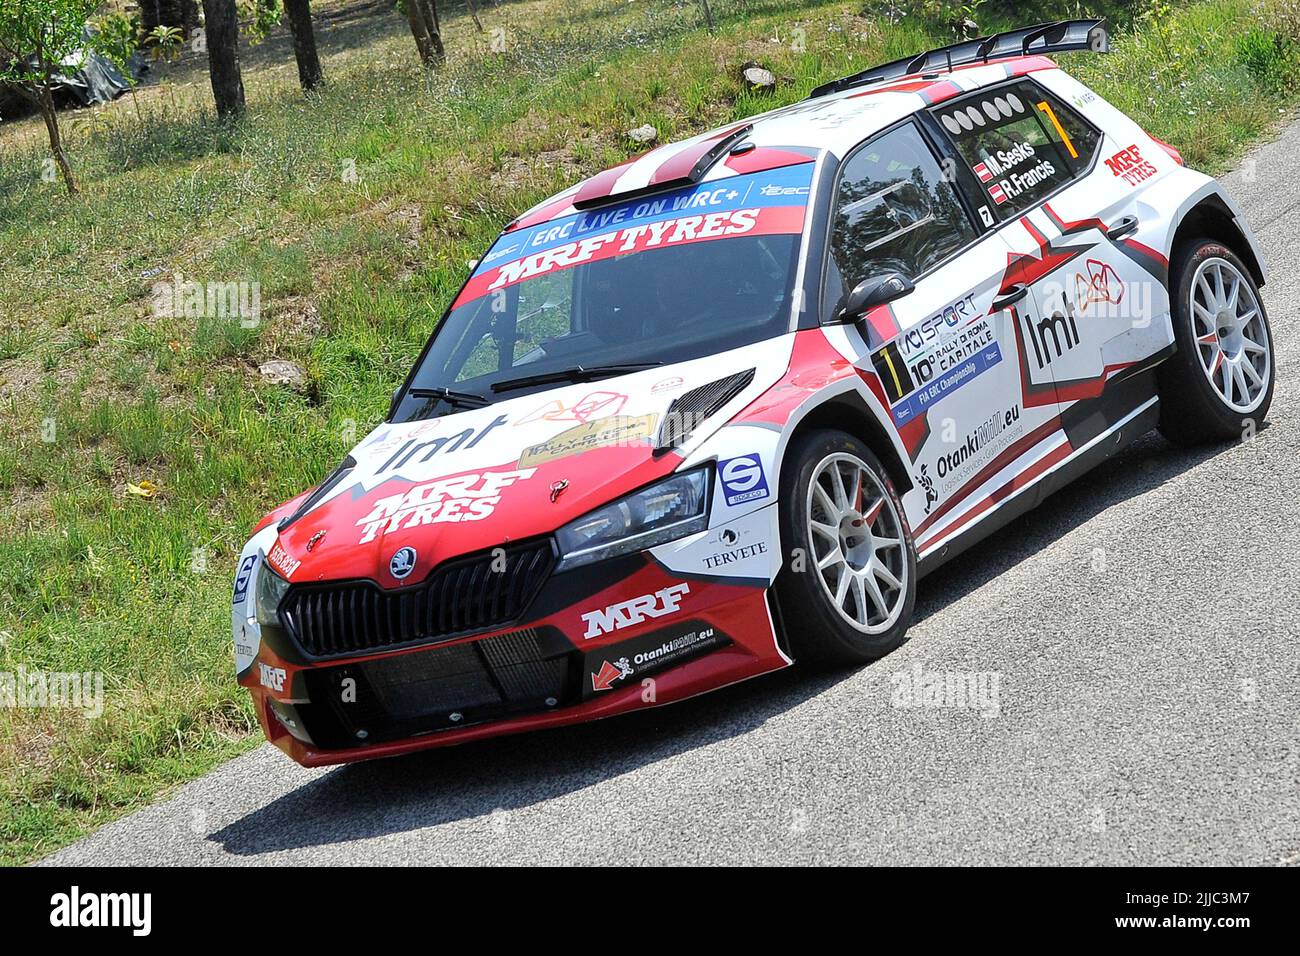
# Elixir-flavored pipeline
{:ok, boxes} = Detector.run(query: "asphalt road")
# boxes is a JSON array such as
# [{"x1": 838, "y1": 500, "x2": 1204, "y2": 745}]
[{"x1": 42, "y1": 124, "x2": 1300, "y2": 867}]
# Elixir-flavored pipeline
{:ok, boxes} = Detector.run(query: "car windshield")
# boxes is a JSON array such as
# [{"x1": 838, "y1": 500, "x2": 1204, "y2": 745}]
[{"x1": 394, "y1": 163, "x2": 814, "y2": 420}]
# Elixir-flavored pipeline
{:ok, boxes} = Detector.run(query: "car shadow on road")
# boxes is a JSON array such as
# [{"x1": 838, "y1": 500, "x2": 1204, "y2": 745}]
[{"x1": 210, "y1": 429, "x2": 1241, "y2": 856}]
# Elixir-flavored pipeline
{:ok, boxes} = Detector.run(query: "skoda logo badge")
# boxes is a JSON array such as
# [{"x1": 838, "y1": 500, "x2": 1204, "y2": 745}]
[{"x1": 389, "y1": 546, "x2": 417, "y2": 580}]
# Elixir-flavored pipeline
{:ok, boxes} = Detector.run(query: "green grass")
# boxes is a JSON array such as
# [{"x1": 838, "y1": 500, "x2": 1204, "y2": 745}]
[{"x1": 1, "y1": 0, "x2": 1299, "y2": 864}]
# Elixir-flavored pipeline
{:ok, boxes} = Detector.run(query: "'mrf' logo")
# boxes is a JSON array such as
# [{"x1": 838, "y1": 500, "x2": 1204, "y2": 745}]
[{"x1": 581, "y1": 584, "x2": 690, "y2": 640}]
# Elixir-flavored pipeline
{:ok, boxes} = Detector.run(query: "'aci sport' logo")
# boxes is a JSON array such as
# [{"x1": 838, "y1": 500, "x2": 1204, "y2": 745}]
[{"x1": 719, "y1": 454, "x2": 770, "y2": 507}]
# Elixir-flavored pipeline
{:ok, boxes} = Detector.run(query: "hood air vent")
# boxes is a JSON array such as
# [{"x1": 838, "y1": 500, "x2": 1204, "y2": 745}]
[
  {"x1": 279, "y1": 455, "x2": 356, "y2": 532},
  {"x1": 655, "y1": 368, "x2": 756, "y2": 454}
]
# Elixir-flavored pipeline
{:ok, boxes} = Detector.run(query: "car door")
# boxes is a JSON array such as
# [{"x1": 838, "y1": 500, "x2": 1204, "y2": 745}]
[
  {"x1": 822, "y1": 119, "x2": 1055, "y2": 548},
  {"x1": 931, "y1": 79, "x2": 1169, "y2": 409}
]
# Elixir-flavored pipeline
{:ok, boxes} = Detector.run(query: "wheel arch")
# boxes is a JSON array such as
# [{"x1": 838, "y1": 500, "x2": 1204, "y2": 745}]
[
  {"x1": 779, "y1": 390, "x2": 914, "y2": 497},
  {"x1": 1169, "y1": 194, "x2": 1266, "y2": 287}
]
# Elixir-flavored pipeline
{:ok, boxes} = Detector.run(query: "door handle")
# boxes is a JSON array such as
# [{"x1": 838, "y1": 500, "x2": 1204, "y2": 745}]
[
  {"x1": 1106, "y1": 215, "x2": 1138, "y2": 240},
  {"x1": 992, "y1": 283, "x2": 1028, "y2": 312}
]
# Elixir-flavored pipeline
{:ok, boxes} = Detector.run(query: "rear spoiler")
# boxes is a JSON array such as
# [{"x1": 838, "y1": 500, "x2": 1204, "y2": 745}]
[{"x1": 808, "y1": 18, "x2": 1109, "y2": 100}]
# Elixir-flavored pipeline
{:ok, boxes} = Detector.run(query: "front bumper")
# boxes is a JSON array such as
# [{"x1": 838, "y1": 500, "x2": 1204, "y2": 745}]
[{"x1": 242, "y1": 554, "x2": 788, "y2": 766}]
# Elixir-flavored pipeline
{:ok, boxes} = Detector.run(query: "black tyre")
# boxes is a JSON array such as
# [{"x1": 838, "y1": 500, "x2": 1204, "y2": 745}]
[
  {"x1": 1157, "y1": 239, "x2": 1274, "y2": 445},
  {"x1": 773, "y1": 429, "x2": 916, "y2": 666}
]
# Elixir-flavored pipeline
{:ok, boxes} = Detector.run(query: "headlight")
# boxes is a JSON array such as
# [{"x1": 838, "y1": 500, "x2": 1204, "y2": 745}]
[
  {"x1": 556, "y1": 467, "x2": 711, "y2": 570},
  {"x1": 254, "y1": 558, "x2": 291, "y2": 627}
]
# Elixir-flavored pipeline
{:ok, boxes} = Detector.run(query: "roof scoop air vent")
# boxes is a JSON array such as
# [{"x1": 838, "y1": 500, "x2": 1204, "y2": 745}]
[{"x1": 655, "y1": 369, "x2": 756, "y2": 454}]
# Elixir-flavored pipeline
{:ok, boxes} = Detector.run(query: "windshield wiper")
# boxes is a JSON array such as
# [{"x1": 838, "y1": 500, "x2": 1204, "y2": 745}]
[
  {"x1": 407, "y1": 386, "x2": 490, "y2": 408},
  {"x1": 490, "y1": 362, "x2": 663, "y2": 394}
]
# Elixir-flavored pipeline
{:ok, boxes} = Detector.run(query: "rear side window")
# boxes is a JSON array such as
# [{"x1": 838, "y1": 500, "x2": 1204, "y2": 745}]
[
  {"x1": 827, "y1": 121, "x2": 978, "y2": 305},
  {"x1": 934, "y1": 82, "x2": 1100, "y2": 217}
]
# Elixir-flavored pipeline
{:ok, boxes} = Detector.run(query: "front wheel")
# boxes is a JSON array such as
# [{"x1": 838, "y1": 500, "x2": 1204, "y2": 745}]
[
  {"x1": 774, "y1": 429, "x2": 917, "y2": 666},
  {"x1": 1157, "y1": 239, "x2": 1274, "y2": 445}
]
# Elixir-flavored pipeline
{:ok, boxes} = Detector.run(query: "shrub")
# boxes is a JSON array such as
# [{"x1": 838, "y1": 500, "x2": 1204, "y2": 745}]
[{"x1": 1236, "y1": 26, "x2": 1297, "y2": 91}]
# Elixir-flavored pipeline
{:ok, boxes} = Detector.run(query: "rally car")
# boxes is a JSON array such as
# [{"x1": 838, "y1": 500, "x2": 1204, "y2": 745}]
[{"x1": 232, "y1": 20, "x2": 1274, "y2": 765}]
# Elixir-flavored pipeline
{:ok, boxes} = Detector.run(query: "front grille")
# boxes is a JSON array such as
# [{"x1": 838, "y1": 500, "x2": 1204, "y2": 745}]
[
  {"x1": 367, "y1": 642, "x2": 503, "y2": 718},
  {"x1": 300, "y1": 626, "x2": 577, "y2": 746},
  {"x1": 280, "y1": 539, "x2": 556, "y2": 659}
]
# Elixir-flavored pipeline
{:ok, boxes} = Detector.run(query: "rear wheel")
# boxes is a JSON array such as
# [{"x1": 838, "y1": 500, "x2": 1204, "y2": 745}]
[
  {"x1": 1157, "y1": 240, "x2": 1274, "y2": 444},
  {"x1": 774, "y1": 429, "x2": 916, "y2": 666}
]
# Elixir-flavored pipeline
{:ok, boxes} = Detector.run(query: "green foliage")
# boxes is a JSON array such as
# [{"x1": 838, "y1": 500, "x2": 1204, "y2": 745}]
[
  {"x1": 0, "y1": 0, "x2": 103, "y2": 86},
  {"x1": 93, "y1": 10, "x2": 141, "y2": 74},
  {"x1": 146, "y1": 24, "x2": 184, "y2": 63},
  {"x1": 1237, "y1": 26, "x2": 1298, "y2": 91},
  {"x1": 238, "y1": 0, "x2": 284, "y2": 45}
]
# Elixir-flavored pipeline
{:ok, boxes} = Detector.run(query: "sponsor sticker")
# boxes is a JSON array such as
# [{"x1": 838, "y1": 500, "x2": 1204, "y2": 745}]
[
  {"x1": 258, "y1": 663, "x2": 287, "y2": 692},
  {"x1": 891, "y1": 343, "x2": 1003, "y2": 426},
  {"x1": 378, "y1": 414, "x2": 508, "y2": 474},
  {"x1": 456, "y1": 164, "x2": 815, "y2": 308},
  {"x1": 1074, "y1": 258, "x2": 1125, "y2": 314},
  {"x1": 232, "y1": 554, "x2": 256, "y2": 605},
  {"x1": 703, "y1": 539, "x2": 768, "y2": 571},
  {"x1": 580, "y1": 583, "x2": 690, "y2": 640},
  {"x1": 518, "y1": 390, "x2": 627, "y2": 426},
  {"x1": 718, "y1": 454, "x2": 770, "y2": 507},
  {"x1": 1105, "y1": 144, "x2": 1157, "y2": 186},
  {"x1": 1022, "y1": 303, "x2": 1081, "y2": 370},
  {"x1": 896, "y1": 292, "x2": 981, "y2": 362},
  {"x1": 934, "y1": 404, "x2": 1024, "y2": 495},
  {"x1": 915, "y1": 463, "x2": 939, "y2": 515},
  {"x1": 355, "y1": 468, "x2": 536, "y2": 543},
  {"x1": 519, "y1": 414, "x2": 658, "y2": 467},
  {"x1": 267, "y1": 542, "x2": 301, "y2": 579},
  {"x1": 583, "y1": 621, "x2": 729, "y2": 697}
]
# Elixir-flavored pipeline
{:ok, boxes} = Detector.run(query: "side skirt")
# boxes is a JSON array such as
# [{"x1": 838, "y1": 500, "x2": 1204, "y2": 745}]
[{"x1": 916, "y1": 393, "x2": 1161, "y2": 578}]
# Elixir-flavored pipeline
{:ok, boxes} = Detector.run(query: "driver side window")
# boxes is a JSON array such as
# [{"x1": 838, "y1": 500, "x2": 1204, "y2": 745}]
[
  {"x1": 512, "y1": 270, "x2": 575, "y2": 364},
  {"x1": 454, "y1": 270, "x2": 577, "y2": 381},
  {"x1": 828, "y1": 121, "x2": 977, "y2": 306}
]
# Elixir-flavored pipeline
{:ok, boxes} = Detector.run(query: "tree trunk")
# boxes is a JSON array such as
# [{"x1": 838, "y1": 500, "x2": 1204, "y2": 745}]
[
  {"x1": 200, "y1": 0, "x2": 246, "y2": 118},
  {"x1": 422, "y1": 0, "x2": 445, "y2": 62},
  {"x1": 466, "y1": 0, "x2": 484, "y2": 33},
  {"x1": 284, "y1": 0, "x2": 324, "y2": 91},
  {"x1": 37, "y1": 84, "x2": 77, "y2": 195},
  {"x1": 405, "y1": 3, "x2": 434, "y2": 66},
  {"x1": 142, "y1": 0, "x2": 197, "y2": 34},
  {"x1": 140, "y1": 0, "x2": 200, "y2": 40},
  {"x1": 183, "y1": 0, "x2": 200, "y2": 39},
  {"x1": 406, "y1": 0, "x2": 445, "y2": 67},
  {"x1": 700, "y1": 0, "x2": 715, "y2": 32}
]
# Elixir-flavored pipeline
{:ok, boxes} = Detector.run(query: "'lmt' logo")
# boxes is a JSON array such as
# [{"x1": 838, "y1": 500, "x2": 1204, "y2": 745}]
[{"x1": 1022, "y1": 294, "x2": 1080, "y2": 369}]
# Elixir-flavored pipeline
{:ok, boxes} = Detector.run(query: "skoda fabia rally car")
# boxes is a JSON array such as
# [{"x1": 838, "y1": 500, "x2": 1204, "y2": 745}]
[{"x1": 233, "y1": 20, "x2": 1275, "y2": 765}]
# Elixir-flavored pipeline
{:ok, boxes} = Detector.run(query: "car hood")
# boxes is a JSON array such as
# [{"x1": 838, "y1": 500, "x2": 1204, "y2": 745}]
[{"x1": 264, "y1": 338, "x2": 794, "y2": 587}]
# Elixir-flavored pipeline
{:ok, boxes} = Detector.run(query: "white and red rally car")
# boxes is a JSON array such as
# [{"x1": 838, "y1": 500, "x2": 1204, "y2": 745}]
[{"x1": 233, "y1": 20, "x2": 1274, "y2": 765}]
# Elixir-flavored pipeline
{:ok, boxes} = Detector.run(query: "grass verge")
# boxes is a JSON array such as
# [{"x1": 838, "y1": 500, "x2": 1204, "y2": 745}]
[{"x1": 1, "y1": 0, "x2": 1298, "y2": 863}]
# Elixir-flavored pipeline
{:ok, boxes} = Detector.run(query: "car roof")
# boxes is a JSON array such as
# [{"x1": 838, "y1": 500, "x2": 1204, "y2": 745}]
[{"x1": 507, "y1": 55, "x2": 1061, "y2": 233}]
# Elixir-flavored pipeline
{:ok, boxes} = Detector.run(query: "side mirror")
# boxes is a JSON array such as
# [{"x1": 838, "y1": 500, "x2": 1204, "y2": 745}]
[
  {"x1": 388, "y1": 386, "x2": 402, "y2": 421},
  {"x1": 833, "y1": 272, "x2": 915, "y2": 323}
]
